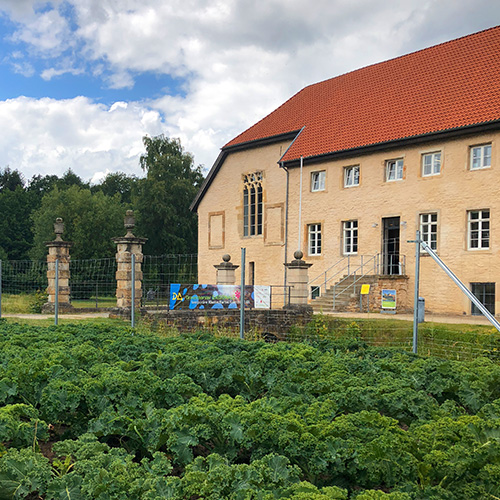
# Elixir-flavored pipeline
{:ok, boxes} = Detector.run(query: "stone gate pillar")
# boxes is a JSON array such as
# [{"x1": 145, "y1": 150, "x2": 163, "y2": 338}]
[
  {"x1": 214, "y1": 254, "x2": 239, "y2": 285},
  {"x1": 44, "y1": 218, "x2": 73, "y2": 312},
  {"x1": 112, "y1": 210, "x2": 147, "y2": 310},
  {"x1": 284, "y1": 250, "x2": 313, "y2": 307}
]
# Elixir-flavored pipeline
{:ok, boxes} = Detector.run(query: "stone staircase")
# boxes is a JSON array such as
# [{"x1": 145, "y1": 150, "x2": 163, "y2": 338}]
[{"x1": 311, "y1": 274, "x2": 379, "y2": 313}]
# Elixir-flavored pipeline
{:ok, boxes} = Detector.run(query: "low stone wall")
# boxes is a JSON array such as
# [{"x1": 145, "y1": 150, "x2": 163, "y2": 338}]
[
  {"x1": 139, "y1": 306, "x2": 314, "y2": 337},
  {"x1": 344, "y1": 275, "x2": 410, "y2": 313}
]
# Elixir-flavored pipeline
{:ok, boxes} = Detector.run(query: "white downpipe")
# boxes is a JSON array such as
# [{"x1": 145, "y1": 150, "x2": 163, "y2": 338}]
[{"x1": 298, "y1": 156, "x2": 303, "y2": 252}]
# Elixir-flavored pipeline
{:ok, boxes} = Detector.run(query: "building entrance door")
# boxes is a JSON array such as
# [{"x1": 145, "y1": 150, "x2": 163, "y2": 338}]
[{"x1": 382, "y1": 217, "x2": 400, "y2": 275}]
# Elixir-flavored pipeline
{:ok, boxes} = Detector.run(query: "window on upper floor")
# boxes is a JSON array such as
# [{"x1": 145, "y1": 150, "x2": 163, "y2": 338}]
[
  {"x1": 311, "y1": 171, "x2": 326, "y2": 192},
  {"x1": 344, "y1": 165, "x2": 360, "y2": 187},
  {"x1": 420, "y1": 212, "x2": 438, "y2": 251},
  {"x1": 243, "y1": 171, "x2": 263, "y2": 237},
  {"x1": 468, "y1": 209, "x2": 490, "y2": 250},
  {"x1": 343, "y1": 220, "x2": 358, "y2": 254},
  {"x1": 308, "y1": 223, "x2": 322, "y2": 255},
  {"x1": 470, "y1": 144, "x2": 491, "y2": 170},
  {"x1": 386, "y1": 158, "x2": 404, "y2": 182},
  {"x1": 422, "y1": 152, "x2": 441, "y2": 176}
]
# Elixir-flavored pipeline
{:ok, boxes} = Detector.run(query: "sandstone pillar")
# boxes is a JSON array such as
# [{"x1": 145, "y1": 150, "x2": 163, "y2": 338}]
[
  {"x1": 284, "y1": 250, "x2": 313, "y2": 307},
  {"x1": 112, "y1": 210, "x2": 147, "y2": 309},
  {"x1": 214, "y1": 254, "x2": 239, "y2": 285},
  {"x1": 44, "y1": 218, "x2": 73, "y2": 312}
]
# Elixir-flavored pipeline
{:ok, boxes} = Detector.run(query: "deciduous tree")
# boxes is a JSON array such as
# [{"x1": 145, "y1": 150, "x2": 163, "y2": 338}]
[{"x1": 135, "y1": 135, "x2": 204, "y2": 255}]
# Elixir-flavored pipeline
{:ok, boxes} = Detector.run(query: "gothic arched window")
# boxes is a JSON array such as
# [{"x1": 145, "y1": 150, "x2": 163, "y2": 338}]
[{"x1": 243, "y1": 172, "x2": 263, "y2": 236}]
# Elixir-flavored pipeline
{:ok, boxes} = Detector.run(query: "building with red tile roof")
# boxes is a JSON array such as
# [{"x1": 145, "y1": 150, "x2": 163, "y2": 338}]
[{"x1": 192, "y1": 26, "x2": 500, "y2": 317}]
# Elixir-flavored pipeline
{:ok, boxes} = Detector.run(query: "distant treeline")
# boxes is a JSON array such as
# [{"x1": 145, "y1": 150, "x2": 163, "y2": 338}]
[{"x1": 0, "y1": 135, "x2": 204, "y2": 262}]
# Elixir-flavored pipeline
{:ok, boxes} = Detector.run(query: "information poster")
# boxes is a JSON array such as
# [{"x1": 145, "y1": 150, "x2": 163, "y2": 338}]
[
  {"x1": 381, "y1": 289, "x2": 396, "y2": 310},
  {"x1": 169, "y1": 284, "x2": 270, "y2": 310}
]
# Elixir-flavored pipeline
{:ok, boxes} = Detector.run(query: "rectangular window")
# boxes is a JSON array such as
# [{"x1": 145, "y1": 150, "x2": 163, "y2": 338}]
[
  {"x1": 468, "y1": 209, "x2": 490, "y2": 250},
  {"x1": 420, "y1": 213, "x2": 438, "y2": 251},
  {"x1": 308, "y1": 224, "x2": 322, "y2": 255},
  {"x1": 344, "y1": 165, "x2": 360, "y2": 187},
  {"x1": 422, "y1": 152, "x2": 441, "y2": 176},
  {"x1": 386, "y1": 159, "x2": 404, "y2": 182},
  {"x1": 470, "y1": 144, "x2": 492, "y2": 170},
  {"x1": 471, "y1": 282, "x2": 495, "y2": 315},
  {"x1": 243, "y1": 172, "x2": 263, "y2": 237},
  {"x1": 311, "y1": 171, "x2": 326, "y2": 192},
  {"x1": 311, "y1": 286, "x2": 320, "y2": 299},
  {"x1": 343, "y1": 220, "x2": 358, "y2": 254}
]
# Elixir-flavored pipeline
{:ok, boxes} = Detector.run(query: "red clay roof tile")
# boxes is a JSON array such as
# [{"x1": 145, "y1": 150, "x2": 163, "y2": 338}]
[{"x1": 224, "y1": 26, "x2": 500, "y2": 162}]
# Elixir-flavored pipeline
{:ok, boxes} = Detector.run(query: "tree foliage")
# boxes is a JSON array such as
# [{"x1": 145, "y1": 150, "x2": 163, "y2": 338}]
[
  {"x1": 30, "y1": 186, "x2": 125, "y2": 260},
  {"x1": 0, "y1": 134, "x2": 204, "y2": 261},
  {"x1": 135, "y1": 135, "x2": 204, "y2": 255}
]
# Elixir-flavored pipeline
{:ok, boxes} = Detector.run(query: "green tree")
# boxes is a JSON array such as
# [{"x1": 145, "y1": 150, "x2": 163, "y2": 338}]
[
  {"x1": 0, "y1": 168, "x2": 36, "y2": 260},
  {"x1": 135, "y1": 135, "x2": 204, "y2": 255},
  {"x1": 0, "y1": 167, "x2": 24, "y2": 192},
  {"x1": 30, "y1": 186, "x2": 125, "y2": 260},
  {"x1": 91, "y1": 172, "x2": 137, "y2": 204}
]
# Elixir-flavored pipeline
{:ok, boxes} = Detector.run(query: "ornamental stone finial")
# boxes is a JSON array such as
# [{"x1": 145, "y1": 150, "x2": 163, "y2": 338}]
[
  {"x1": 54, "y1": 218, "x2": 64, "y2": 241},
  {"x1": 124, "y1": 210, "x2": 135, "y2": 238},
  {"x1": 293, "y1": 250, "x2": 304, "y2": 261}
]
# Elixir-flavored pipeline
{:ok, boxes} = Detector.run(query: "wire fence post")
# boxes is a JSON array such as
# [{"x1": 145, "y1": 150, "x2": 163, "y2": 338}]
[
  {"x1": 240, "y1": 248, "x2": 246, "y2": 340},
  {"x1": 55, "y1": 258, "x2": 59, "y2": 326},
  {"x1": 131, "y1": 253, "x2": 136, "y2": 328},
  {"x1": 411, "y1": 231, "x2": 421, "y2": 354}
]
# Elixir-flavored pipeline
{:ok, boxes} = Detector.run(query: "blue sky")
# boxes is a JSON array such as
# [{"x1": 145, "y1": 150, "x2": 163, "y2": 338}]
[{"x1": 0, "y1": 0, "x2": 498, "y2": 183}]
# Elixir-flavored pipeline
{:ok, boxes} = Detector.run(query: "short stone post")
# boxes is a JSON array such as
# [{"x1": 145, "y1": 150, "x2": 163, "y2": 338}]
[
  {"x1": 112, "y1": 210, "x2": 147, "y2": 310},
  {"x1": 284, "y1": 250, "x2": 313, "y2": 309},
  {"x1": 44, "y1": 218, "x2": 73, "y2": 312},
  {"x1": 214, "y1": 254, "x2": 239, "y2": 285}
]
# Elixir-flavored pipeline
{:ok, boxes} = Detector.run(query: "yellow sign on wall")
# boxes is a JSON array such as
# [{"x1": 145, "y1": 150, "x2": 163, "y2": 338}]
[{"x1": 360, "y1": 284, "x2": 370, "y2": 295}]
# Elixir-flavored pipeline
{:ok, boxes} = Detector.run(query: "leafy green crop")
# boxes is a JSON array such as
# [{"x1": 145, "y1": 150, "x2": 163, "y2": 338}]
[{"x1": 2, "y1": 321, "x2": 500, "y2": 498}]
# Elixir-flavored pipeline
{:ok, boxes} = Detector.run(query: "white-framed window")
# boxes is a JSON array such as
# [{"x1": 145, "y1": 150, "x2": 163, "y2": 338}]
[
  {"x1": 386, "y1": 158, "x2": 404, "y2": 182},
  {"x1": 422, "y1": 152, "x2": 441, "y2": 176},
  {"x1": 243, "y1": 171, "x2": 263, "y2": 237},
  {"x1": 343, "y1": 220, "x2": 358, "y2": 254},
  {"x1": 420, "y1": 213, "x2": 438, "y2": 251},
  {"x1": 311, "y1": 171, "x2": 326, "y2": 192},
  {"x1": 470, "y1": 144, "x2": 491, "y2": 170},
  {"x1": 468, "y1": 209, "x2": 490, "y2": 250},
  {"x1": 308, "y1": 224, "x2": 322, "y2": 255},
  {"x1": 344, "y1": 165, "x2": 360, "y2": 187}
]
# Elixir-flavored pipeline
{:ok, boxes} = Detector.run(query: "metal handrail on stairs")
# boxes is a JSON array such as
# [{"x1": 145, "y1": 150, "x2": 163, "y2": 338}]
[
  {"x1": 331, "y1": 253, "x2": 406, "y2": 310},
  {"x1": 308, "y1": 254, "x2": 379, "y2": 298},
  {"x1": 331, "y1": 254, "x2": 379, "y2": 310}
]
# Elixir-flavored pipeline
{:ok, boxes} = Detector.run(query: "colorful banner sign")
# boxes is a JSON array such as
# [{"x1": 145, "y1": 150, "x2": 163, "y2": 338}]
[
  {"x1": 381, "y1": 289, "x2": 396, "y2": 309},
  {"x1": 169, "y1": 284, "x2": 270, "y2": 310}
]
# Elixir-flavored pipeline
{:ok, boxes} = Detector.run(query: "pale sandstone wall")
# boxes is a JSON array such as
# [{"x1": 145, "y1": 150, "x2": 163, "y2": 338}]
[
  {"x1": 287, "y1": 131, "x2": 500, "y2": 315},
  {"x1": 197, "y1": 141, "x2": 290, "y2": 288},
  {"x1": 197, "y1": 131, "x2": 500, "y2": 316}
]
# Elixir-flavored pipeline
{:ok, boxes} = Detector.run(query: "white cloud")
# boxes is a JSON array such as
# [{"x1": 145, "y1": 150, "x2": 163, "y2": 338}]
[
  {"x1": 0, "y1": 0, "x2": 499, "y2": 178},
  {"x1": 0, "y1": 96, "x2": 165, "y2": 180},
  {"x1": 9, "y1": 8, "x2": 72, "y2": 55}
]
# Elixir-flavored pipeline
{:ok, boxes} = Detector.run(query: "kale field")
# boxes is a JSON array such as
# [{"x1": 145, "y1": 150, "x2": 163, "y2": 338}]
[{"x1": 1, "y1": 321, "x2": 500, "y2": 499}]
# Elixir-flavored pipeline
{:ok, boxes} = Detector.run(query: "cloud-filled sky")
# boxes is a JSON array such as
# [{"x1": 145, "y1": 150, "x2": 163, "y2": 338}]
[{"x1": 0, "y1": 0, "x2": 499, "y2": 183}]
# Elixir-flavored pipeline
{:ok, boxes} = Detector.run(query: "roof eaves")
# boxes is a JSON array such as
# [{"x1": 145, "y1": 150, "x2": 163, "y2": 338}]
[
  {"x1": 223, "y1": 129, "x2": 302, "y2": 153},
  {"x1": 282, "y1": 120, "x2": 500, "y2": 167}
]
